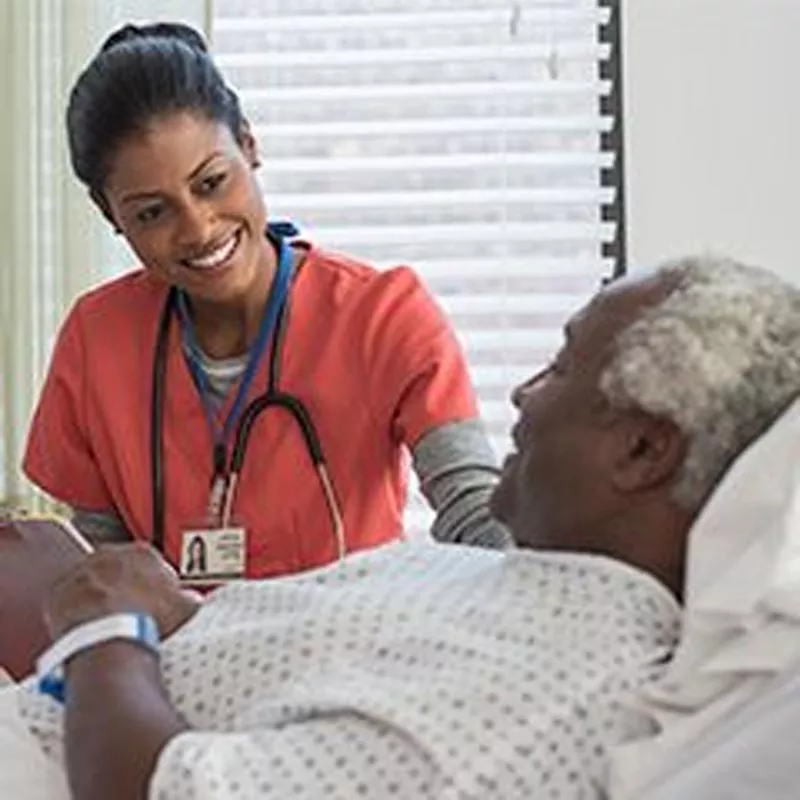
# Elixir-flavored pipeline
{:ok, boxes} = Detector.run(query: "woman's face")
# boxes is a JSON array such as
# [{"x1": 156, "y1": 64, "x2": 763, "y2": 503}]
[{"x1": 103, "y1": 111, "x2": 270, "y2": 305}]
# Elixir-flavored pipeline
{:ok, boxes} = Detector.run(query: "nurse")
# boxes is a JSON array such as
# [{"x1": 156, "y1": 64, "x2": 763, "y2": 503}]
[{"x1": 23, "y1": 22, "x2": 509, "y2": 581}]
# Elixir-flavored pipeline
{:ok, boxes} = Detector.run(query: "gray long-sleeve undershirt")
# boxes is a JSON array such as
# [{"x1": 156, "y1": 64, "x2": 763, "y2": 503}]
[
  {"x1": 73, "y1": 419, "x2": 512, "y2": 551},
  {"x1": 411, "y1": 419, "x2": 513, "y2": 549},
  {"x1": 73, "y1": 351, "x2": 513, "y2": 551}
]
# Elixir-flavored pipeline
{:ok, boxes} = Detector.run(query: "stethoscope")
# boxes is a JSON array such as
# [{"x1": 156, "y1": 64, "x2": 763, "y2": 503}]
[{"x1": 150, "y1": 225, "x2": 346, "y2": 563}]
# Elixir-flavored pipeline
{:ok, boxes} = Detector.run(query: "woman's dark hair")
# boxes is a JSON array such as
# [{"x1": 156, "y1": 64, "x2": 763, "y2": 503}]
[{"x1": 67, "y1": 22, "x2": 244, "y2": 199}]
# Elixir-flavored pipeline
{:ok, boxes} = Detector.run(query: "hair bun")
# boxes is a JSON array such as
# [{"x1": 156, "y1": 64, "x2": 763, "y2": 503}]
[
  {"x1": 68, "y1": 19, "x2": 242, "y2": 193},
  {"x1": 101, "y1": 22, "x2": 208, "y2": 54}
]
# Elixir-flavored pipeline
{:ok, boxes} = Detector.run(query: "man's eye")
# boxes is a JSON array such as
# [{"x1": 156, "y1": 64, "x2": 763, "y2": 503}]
[{"x1": 547, "y1": 350, "x2": 568, "y2": 374}]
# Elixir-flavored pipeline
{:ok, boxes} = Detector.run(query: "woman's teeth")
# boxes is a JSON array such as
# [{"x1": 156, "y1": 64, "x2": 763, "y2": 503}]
[{"x1": 184, "y1": 231, "x2": 240, "y2": 270}]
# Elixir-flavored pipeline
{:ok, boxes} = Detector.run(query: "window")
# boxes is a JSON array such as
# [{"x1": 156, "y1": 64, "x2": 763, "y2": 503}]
[{"x1": 211, "y1": 0, "x2": 625, "y2": 533}]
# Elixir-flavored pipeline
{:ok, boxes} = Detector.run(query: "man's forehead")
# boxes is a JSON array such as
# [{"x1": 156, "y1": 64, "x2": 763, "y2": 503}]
[{"x1": 570, "y1": 272, "x2": 672, "y2": 342}]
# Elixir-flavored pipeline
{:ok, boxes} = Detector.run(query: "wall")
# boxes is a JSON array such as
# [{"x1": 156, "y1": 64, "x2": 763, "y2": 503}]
[{"x1": 623, "y1": 0, "x2": 800, "y2": 284}]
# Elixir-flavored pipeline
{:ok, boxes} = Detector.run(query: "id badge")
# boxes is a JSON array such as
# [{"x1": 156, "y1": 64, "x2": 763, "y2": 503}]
[{"x1": 180, "y1": 527, "x2": 247, "y2": 586}]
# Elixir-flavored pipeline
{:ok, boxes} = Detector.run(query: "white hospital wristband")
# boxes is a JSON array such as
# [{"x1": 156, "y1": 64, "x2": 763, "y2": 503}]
[{"x1": 36, "y1": 612, "x2": 159, "y2": 703}]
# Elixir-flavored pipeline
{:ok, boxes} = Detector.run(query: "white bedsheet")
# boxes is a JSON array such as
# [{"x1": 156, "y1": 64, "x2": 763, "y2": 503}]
[
  {"x1": 642, "y1": 664, "x2": 800, "y2": 799},
  {"x1": 0, "y1": 685, "x2": 69, "y2": 799}
]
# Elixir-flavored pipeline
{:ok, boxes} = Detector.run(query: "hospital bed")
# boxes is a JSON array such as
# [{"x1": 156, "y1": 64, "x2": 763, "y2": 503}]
[
  {"x1": 2, "y1": 398, "x2": 800, "y2": 798},
  {"x1": 641, "y1": 663, "x2": 800, "y2": 799}
]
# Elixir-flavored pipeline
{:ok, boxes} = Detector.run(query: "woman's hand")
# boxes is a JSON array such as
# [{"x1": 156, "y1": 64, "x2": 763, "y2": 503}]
[{"x1": 44, "y1": 541, "x2": 200, "y2": 641}]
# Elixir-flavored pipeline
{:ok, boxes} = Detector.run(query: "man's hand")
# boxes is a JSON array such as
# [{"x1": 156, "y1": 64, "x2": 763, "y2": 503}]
[
  {"x1": 44, "y1": 542, "x2": 200, "y2": 641},
  {"x1": 46, "y1": 543, "x2": 196, "y2": 800}
]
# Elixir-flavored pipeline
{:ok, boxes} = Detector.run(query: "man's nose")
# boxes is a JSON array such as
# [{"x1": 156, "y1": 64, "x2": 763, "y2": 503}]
[
  {"x1": 511, "y1": 367, "x2": 550, "y2": 409},
  {"x1": 511, "y1": 379, "x2": 533, "y2": 410}
]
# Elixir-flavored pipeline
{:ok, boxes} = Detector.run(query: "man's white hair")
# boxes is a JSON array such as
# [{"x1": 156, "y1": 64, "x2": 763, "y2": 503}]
[{"x1": 599, "y1": 255, "x2": 800, "y2": 509}]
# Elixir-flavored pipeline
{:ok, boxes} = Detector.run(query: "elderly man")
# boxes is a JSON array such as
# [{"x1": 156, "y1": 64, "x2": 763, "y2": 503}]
[{"x1": 6, "y1": 255, "x2": 800, "y2": 800}]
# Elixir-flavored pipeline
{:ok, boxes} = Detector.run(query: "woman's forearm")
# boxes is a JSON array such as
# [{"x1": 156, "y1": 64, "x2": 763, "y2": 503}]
[
  {"x1": 71, "y1": 509, "x2": 131, "y2": 546},
  {"x1": 64, "y1": 641, "x2": 187, "y2": 800},
  {"x1": 412, "y1": 419, "x2": 514, "y2": 549}
]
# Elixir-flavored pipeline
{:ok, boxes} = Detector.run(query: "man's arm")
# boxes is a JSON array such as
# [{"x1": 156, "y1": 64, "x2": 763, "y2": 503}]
[
  {"x1": 40, "y1": 544, "x2": 199, "y2": 798},
  {"x1": 45, "y1": 545, "x2": 438, "y2": 799},
  {"x1": 0, "y1": 519, "x2": 88, "y2": 679},
  {"x1": 149, "y1": 711, "x2": 439, "y2": 798},
  {"x1": 64, "y1": 642, "x2": 187, "y2": 800},
  {"x1": 64, "y1": 644, "x2": 440, "y2": 800},
  {"x1": 71, "y1": 509, "x2": 131, "y2": 546}
]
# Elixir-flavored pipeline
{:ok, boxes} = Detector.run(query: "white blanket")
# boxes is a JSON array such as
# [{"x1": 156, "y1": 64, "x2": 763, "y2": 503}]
[{"x1": 643, "y1": 663, "x2": 800, "y2": 800}]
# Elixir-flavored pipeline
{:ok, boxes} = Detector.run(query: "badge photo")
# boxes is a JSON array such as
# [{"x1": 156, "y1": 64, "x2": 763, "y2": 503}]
[{"x1": 180, "y1": 527, "x2": 246, "y2": 584}]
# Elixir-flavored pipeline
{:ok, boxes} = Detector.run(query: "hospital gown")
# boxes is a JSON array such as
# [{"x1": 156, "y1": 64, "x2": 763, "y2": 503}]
[{"x1": 17, "y1": 543, "x2": 679, "y2": 799}]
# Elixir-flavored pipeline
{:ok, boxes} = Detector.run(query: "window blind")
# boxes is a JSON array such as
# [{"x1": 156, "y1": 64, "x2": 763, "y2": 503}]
[{"x1": 211, "y1": 0, "x2": 624, "y2": 535}]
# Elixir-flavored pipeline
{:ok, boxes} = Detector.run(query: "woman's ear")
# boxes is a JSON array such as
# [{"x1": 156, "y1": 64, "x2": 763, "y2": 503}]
[
  {"x1": 238, "y1": 120, "x2": 261, "y2": 169},
  {"x1": 611, "y1": 413, "x2": 687, "y2": 494}
]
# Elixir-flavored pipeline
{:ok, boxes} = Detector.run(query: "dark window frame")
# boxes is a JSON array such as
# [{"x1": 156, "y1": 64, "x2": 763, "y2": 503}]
[{"x1": 599, "y1": 0, "x2": 627, "y2": 279}]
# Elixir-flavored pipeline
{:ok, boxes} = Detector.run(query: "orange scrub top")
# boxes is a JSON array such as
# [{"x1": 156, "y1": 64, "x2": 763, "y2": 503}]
[{"x1": 24, "y1": 244, "x2": 479, "y2": 577}]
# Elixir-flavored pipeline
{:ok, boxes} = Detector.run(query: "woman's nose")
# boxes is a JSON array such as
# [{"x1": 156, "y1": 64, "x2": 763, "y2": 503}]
[{"x1": 176, "y1": 202, "x2": 214, "y2": 249}]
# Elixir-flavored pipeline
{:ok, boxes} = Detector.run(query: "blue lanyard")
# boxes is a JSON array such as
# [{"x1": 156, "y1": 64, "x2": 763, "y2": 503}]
[{"x1": 176, "y1": 234, "x2": 294, "y2": 477}]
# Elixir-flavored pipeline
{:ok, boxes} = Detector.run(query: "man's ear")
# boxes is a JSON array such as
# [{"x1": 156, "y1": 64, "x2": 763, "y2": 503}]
[
  {"x1": 238, "y1": 120, "x2": 260, "y2": 169},
  {"x1": 611, "y1": 413, "x2": 687, "y2": 494}
]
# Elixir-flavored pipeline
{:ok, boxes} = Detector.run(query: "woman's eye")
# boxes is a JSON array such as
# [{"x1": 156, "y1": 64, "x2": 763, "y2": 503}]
[
  {"x1": 135, "y1": 204, "x2": 164, "y2": 224},
  {"x1": 199, "y1": 172, "x2": 226, "y2": 194}
]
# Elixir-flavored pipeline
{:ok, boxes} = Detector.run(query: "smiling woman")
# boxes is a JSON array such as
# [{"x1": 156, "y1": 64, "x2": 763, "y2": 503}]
[
  {"x1": 101, "y1": 112, "x2": 278, "y2": 354},
  {"x1": 22, "y1": 21, "x2": 510, "y2": 581}
]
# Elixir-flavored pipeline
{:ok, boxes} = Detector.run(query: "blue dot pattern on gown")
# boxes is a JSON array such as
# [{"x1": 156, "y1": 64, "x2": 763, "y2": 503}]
[{"x1": 19, "y1": 542, "x2": 679, "y2": 799}]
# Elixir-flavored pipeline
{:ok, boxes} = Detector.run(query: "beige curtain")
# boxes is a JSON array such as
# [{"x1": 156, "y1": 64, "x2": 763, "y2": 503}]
[{"x1": 0, "y1": 0, "x2": 206, "y2": 504}]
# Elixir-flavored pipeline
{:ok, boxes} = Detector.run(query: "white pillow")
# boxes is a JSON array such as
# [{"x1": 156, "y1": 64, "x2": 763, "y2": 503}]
[
  {"x1": 669, "y1": 396, "x2": 800, "y2": 687},
  {"x1": 610, "y1": 397, "x2": 800, "y2": 798}
]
